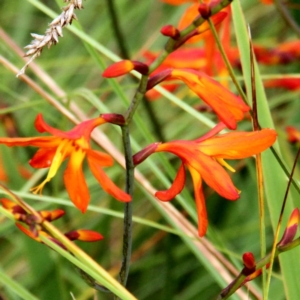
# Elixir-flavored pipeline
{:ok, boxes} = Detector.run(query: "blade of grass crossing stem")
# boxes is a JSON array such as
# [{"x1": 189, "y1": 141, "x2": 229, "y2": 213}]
[{"x1": 232, "y1": 1, "x2": 300, "y2": 299}]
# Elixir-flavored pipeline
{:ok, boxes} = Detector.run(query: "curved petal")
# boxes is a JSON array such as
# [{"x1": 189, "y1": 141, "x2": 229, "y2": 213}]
[
  {"x1": 35, "y1": 114, "x2": 71, "y2": 137},
  {"x1": 188, "y1": 166, "x2": 208, "y2": 237},
  {"x1": 29, "y1": 148, "x2": 57, "y2": 168},
  {"x1": 64, "y1": 149, "x2": 90, "y2": 212},
  {"x1": 0, "y1": 136, "x2": 60, "y2": 148},
  {"x1": 88, "y1": 156, "x2": 131, "y2": 202},
  {"x1": 35, "y1": 114, "x2": 105, "y2": 140},
  {"x1": 198, "y1": 129, "x2": 277, "y2": 159},
  {"x1": 155, "y1": 163, "x2": 186, "y2": 201},
  {"x1": 189, "y1": 150, "x2": 240, "y2": 200},
  {"x1": 169, "y1": 69, "x2": 249, "y2": 129}
]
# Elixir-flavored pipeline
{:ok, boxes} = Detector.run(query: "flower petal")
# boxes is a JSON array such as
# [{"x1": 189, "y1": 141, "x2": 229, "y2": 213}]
[
  {"x1": 188, "y1": 166, "x2": 208, "y2": 237},
  {"x1": 155, "y1": 163, "x2": 186, "y2": 201},
  {"x1": 189, "y1": 150, "x2": 240, "y2": 200},
  {"x1": 0, "y1": 136, "x2": 60, "y2": 148},
  {"x1": 85, "y1": 149, "x2": 114, "y2": 167},
  {"x1": 198, "y1": 129, "x2": 277, "y2": 159},
  {"x1": 29, "y1": 148, "x2": 57, "y2": 168},
  {"x1": 169, "y1": 69, "x2": 249, "y2": 129},
  {"x1": 35, "y1": 114, "x2": 106, "y2": 140},
  {"x1": 64, "y1": 149, "x2": 90, "y2": 213},
  {"x1": 88, "y1": 156, "x2": 131, "y2": 202}
]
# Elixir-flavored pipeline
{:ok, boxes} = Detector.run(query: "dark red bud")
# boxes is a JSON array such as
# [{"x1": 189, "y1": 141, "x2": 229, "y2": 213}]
[
  {"x1": 242, "y1": 252, "x2": 256, "y2": 275},
  {"x1": 147, "y1": 69, "x2": 172, "y2": 90},
  {"x1": 160, "y1": 25, "x2": 180, "y2": 39},
  {"x1": 39, "y1": 209, "x2": 65, "y2": 222},
  {"x1": 198, "y1": 3, "x2": 211, "y2": 19},
  {"x1": 100, "y1": 113, "x2": 126, "y2": 126},
  {"x1": 133, "y1": 143, "x2": 160, "y2": 166}
]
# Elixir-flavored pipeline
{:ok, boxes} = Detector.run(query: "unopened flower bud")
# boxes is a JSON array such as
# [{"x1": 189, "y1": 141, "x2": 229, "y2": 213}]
[
  {"x1": 147, "y1": 69, "x2": 172, "y2": 90},
  {"x1": 1, "y1": 198, "x2": 27, "y2": 215},
  {"x1": 278, "y1": 208, "x2": 299, "y2": 247},
  {"x1": 198, "y1": 3, "x2": 211, "y2": 19},
  {"x1": 242, "y1": 252, "x2": 256, "y2": 275},
  {"x1": 39, "y1": 209, "x2": 65, "y2": 221},
  {"x1": 102, "y1": 60, "x2": 149, "y2": 78},
  {"x1": 65, "y1": 229, "x2": 103, "y2": 242},
  {"x1": 160, "y1": 25, "x2": 180, "y2": 39},
  {"x1": 100, "y1": 113, "x2": 126, "y2": 126},
  {"x1": 133, "y1": 143, "x2": 160, "y2": 166}
]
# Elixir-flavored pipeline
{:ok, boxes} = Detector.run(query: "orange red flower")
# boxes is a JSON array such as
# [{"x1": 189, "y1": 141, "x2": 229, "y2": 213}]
[
  {"x1": 133, "y1": 129, "x2": 277, "y2": 236},
  {"x1": 147, "y1": 68, "x2": 250, "y2": 129},
  {"x1": 0, "y1": 114, "x2": 131, "y2": 212}
]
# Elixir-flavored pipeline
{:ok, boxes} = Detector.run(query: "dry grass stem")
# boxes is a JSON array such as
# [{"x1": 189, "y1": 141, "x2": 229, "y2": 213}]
[{"x1": 17, "y1": 0, "x2": 84, "y2": 77}]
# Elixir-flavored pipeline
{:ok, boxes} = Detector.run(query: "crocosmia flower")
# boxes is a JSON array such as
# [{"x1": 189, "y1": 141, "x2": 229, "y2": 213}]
[
  {"x1": 133, "y1": 129, "x2": 277, "y2": 236},
  {"x1": 147, "y1": 68, "x2": 250, "y2": 129},
  {"x1": 0, "y1": 114, "x2": 131, "y2": 212}
]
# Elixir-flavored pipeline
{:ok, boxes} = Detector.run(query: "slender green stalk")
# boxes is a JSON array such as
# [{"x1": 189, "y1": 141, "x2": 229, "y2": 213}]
[
  {"x1": 249, "y1": 32, "x2": 266, "y2": 297},
  {"x1": 207, "y1": 18, "x2": 248, "y2": 104},
  {"x1": 273, "y1": 0, "x2": 300, "y2": 38},
  {"x1": 118, "y1": 126, "x2": 134, "y2": 287},
  {"x1": 105, "y1": 0, "x2": 130, "y2": 59},
  {"x1": 265, "y1": 146, "x2": 300, "y2": 299}
]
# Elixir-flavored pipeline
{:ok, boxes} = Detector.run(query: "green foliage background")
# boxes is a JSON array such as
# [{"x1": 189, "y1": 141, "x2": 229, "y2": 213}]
[{"x1": 0, "y1": 0, "x2": 299, "y2": 299}]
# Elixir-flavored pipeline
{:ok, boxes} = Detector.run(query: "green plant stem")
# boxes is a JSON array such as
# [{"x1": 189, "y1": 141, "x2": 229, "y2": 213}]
[
  {"x1": 116, "y1": 75, "x2": 149, "y2": 293},
  {"x1": 125, "y1": 75, "x2": 149, "y2": 122},
  {"x1": 249, "y1": 34, "x2": 267, "y2": 296},
  {"x1": 273, "y1": 0, "x2": 300, "y2": 38},
  {"x1": 265, "y1": 146, "x2": 300, "y2": 299},
  {"x1": 207, "y1": 18, "x2": 248, "y2": 104},
  {"x1": 119, "y1": 126, "x2": 134, "y2": 287},
  {"x1": 105, "y1": 0, "x2": 130, "y2": 59}
]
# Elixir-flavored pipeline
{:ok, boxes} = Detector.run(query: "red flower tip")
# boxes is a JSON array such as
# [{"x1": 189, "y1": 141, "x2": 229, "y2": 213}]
[
  {"x1": 278, "y1": 208, "x2": 299, "y2": 247},
  {"x1": 100, "y1": 113, "x2": 125, "y2": 126},
  {"x1": 39, "y1": 209, "x2": 65, "y2": 222},
  {"x1": 242, "y1": 252, "x2": 256, "y2": 273},
  {"x1": 160, "y1": 25, "x2": 180, "y2": 39},
  {"x1": 198, "y1": 3, "x2": 211, "y2": 19},
  {"x1": 147, "y1": 69, "x2": 172, "y2": 90},
  {"x1": 133, "y1": 143, "x2": 160, "y2": 166},
  {"x1": 1, "y1": 198, "x2": 27, "y2": 215},
  {"x1": 65, "y1": 229, "x2": 103, "y2": 242},
  {"x1": 102, "y1": 60, "x2": 149, "y2": 78},
  {"x1": 286, "y1": 126, "x2": 300, "y2": 143},
  {"x1": 34, "y1": 114, "x2": 47, "y2": 133}
]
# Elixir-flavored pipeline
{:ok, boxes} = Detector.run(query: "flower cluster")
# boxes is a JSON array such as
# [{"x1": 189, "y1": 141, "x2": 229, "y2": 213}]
[
  {"x1": 6, "y1": 0, "x2": 280, "y2": 241},
  {"x1": 0, "y1": 114, "x2": 131, "y2": 212},
  {"x1": 1, "y1": 198, "x2": 103, "y2": 247}
]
